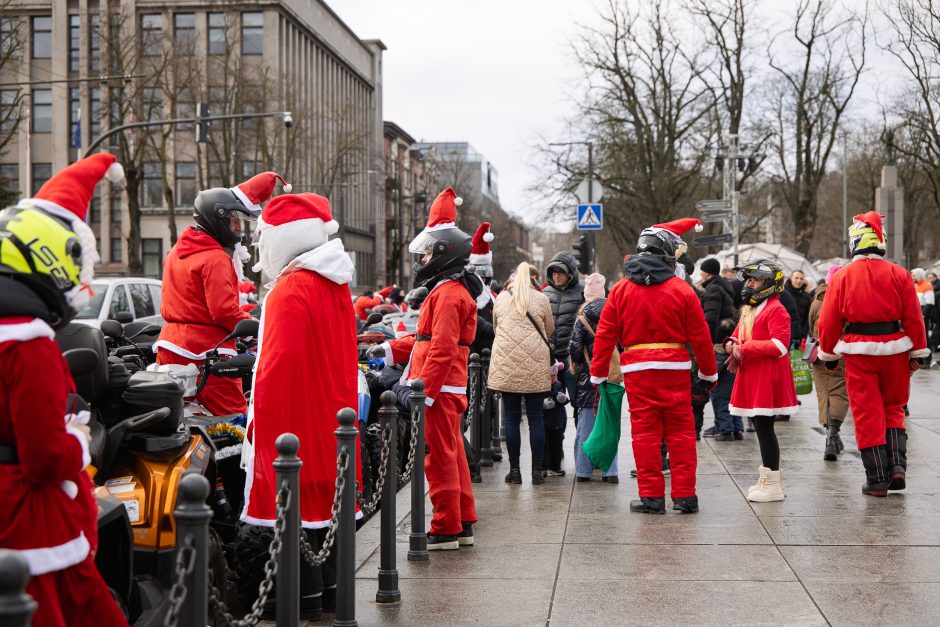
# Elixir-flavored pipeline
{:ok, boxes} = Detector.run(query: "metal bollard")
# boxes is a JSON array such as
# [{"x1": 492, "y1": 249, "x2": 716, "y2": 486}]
[
  {"x1": 175, "y1": 473, "x2": 212, "y2": 627},
  {"x1": 479, "y1": 349, "x2": 494, "y2": 467},
  {"x1": 492, "y1": 391, "x2": 504, "y2": 457},
  {"x1": 408, "y1": 379, "x2": 429, "y2": 561},
  {"x1": 334, "y1": 408, "x2": 358, "y2": 627},
  {"x1": 376, "y1": 391, "x2": 401, "y2": 604},
  {"x1": 468, "y1": 353, "x2": 481, "y2": 465},
  {"x1": 0, "y1": 550, "x2": 36, "y2": 627},
  {"x1": 274, "y1": 433, "x2": 302, "y2": 627}
]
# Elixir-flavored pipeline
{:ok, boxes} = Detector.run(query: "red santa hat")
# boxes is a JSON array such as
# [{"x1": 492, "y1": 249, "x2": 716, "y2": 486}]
[
  {"x1": 853, "y1": 211, "x2": 886, "y2": 243},
  {"x1": 395, "y1": 321, "x2": 408, "y2": 338},
  {"x1": 469, "y1": 222, "x2": 494, "y2": 267},
  {"x1": 18, "y1": 152, "x2": 124, "y2": 309},
  {"x1": 253, "y1": 192, "x2": 338, "y2": 277},
  {"x1": 652, "y1": 218, "x2": 703, "y2": 236},
  {"x1": 231, "y1": 171, "x2": 291, "y2": 215},
  {"x1": 238, "y1": 280, "x2": 257, "y2": 294},
  {"x1": 409, "y1": 187, "x2": 463, "y2": 253},
  {"x1": 378, "y1": 286, "x2": 394, "y2": 299}
]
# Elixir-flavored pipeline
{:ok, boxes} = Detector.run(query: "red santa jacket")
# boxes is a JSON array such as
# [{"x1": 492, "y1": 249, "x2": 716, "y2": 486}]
[
  {"x1": 817, "y1": 256, "x2": 928, "y2": 360},
  {"x1": 0, "y1": 318, "x2": 97, "y2": 576},
  {"x1": 728, "y1": 297, "x2": 799, "y2": 416},
  {"x1": 154, "y1": 228, "x2": 251, "y2": 360},
  {"x1": 590, "y1": 276, "x2": 717, "y2": 383},
  {"x1": 384, "y1": 281, "x2": 478, "y2": 405}
]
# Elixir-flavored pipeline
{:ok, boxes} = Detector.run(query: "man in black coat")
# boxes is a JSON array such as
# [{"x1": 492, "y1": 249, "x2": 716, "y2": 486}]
[
  {"x1": 721, "y1": 266, "x2": 745, "y2": 310},
  {"x1": 699, "y1": 258, "x2": 734, "y2": 343},
  {"x1": 783, "y1": 270, "x2": 814, "y2": 347}
]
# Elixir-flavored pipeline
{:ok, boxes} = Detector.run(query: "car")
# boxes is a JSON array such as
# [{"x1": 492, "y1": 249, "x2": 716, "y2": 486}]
[{"x1": 74, "y1": 277, "x2": 165, "y2": 328}]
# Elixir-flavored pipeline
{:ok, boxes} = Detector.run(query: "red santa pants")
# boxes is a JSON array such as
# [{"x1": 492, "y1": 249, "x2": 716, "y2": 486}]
[
  {"x1": 26, "y1": 555, "x2": 128, "y2": 627},
  {"x1": 626, "y1": 369, "x2": 697, "y2": 499},
  {"x1": 842, "y1": 353, "x2": 909, "y2": 450},
  {"x1": 157, "y1": 350, "x2": 247, "y2": 416},
  {"x1": 424, "y1": 393, "x2": 477, "y2": 536}
]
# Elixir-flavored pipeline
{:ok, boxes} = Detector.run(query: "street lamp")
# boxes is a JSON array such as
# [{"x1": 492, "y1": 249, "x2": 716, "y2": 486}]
[{"x1": 549, "y1": 140, "x2": 596, "y2": 273}]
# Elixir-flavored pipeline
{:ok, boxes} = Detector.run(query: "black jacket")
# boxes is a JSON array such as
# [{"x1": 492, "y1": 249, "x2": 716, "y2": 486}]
[
  {"x1": 779, "y1": 288, "x2": 800, "y2": 347},
  {"x1": 783, "y1": 280, "x2": 813, "y2": 342},
  {"x1": 569, "y1": 298, "x2": 605, "y2": 409},
  {"x1": 543, "y1": 252, "x2": 584, "y2": 361},
  {"x1": 470, "y1": 306, "x2": 494, "y2": 356},
  {"x1": 701, "y1": 276, "x2": 734, "y2": 343},
  {"x1": 727, "y1": 277, "x2": 745, "y2": 309}
]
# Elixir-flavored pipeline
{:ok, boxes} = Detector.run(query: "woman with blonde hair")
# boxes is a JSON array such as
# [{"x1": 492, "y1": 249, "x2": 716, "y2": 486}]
[{"x1": 488, "y1": 261, "x2": 555, "y2": 484}]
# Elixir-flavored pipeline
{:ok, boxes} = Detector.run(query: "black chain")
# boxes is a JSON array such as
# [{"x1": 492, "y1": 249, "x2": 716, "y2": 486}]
[
  {"x1": 357, "y1": 422, "x2": 391, "y2": 514},
  {"x1": 399, "y1": 403, "x2": 422, "y2": 483},
  {"x1": 163, "y1": 536, "x2": 197, "y2": 627},
  {"x1": 300, "y1": 449, "x2": 349, "y2": 567}
]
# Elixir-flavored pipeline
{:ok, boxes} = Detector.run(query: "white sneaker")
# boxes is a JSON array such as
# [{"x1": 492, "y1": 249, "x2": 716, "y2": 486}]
[
  {"x1": 748, "y1": 468, "x2": 785, "y2": 502},
  {"x1": 746, "y1": 465, "x2": 770, "y2": 499}
]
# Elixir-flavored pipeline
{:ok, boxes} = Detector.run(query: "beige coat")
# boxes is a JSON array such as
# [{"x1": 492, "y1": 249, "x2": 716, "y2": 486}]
[
  {"x1": 488, "y1": 289, "x2": 555, "y2": 394},
  {"x1": 808, "y1": 282, "x2": 850, "y2": 425}
]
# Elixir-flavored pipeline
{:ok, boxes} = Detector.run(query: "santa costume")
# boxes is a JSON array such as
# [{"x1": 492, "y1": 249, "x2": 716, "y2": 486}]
[
  {"x1": 155, "y1": 171, "x2": 289, "y2": 415},
  {"x1": 0, "y1": 153, "x2": 127, "y2": 626},
  {"x1": 817, "y1": 211, "x2": 928, "y2": 496},
  {"x1": 590, "y1": 218, "x2": 717, "y2": 514},
  {"x1": 376, "y1": 188, "x2": 483, "y2": 549}
]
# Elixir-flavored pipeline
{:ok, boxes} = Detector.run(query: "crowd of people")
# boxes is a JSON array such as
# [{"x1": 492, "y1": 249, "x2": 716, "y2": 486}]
[{"x1": 0, "y1": 151, "x2": 932, "y2": 623}]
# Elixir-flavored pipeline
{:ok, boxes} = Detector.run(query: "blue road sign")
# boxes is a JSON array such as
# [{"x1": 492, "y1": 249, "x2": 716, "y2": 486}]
[{"x1": 577, "y1": 204, "x2": 603, "y2": 230}]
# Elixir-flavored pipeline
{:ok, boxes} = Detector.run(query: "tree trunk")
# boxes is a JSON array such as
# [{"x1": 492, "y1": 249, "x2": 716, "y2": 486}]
[
  {"x1": 125, "y1": 167, "x2": 143, "y2": 274},
  {"x1": 161, "y1": 155, "x2": 178, "y2": 245}
]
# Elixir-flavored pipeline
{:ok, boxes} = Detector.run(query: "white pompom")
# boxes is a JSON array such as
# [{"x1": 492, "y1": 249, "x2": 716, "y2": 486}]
[
  {"x1": 454, "y1": 196, "x2": 464, "y2": 206},
  {"x1": 106, "y1": 162, "x2": 125, "y2": 183},
  {"x1": 694, "y1": 223, "x2": 703, "y2": 232},
  {"x1": 283, "y1": 183, "x2": 292, "y2": 193},
  {"x1": 483, "y1": 232, "x2": 494, "y2": 242}
]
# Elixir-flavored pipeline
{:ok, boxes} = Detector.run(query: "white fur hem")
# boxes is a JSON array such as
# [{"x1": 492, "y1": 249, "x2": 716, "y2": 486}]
[
  {"x1": 817, "y1": 349, "x2": 840, "y2": 361},
  {"x1": 240, "y1": 511, "x2": 364, "y2": 529},
  {"x1": 621, "y1": 361, "x2": 692, "y2": 373},
  {"x1": 152, "y1": 339, "x2": 237, "y2": 360},
  {"x1": 20, "y1": 532, "x2": 90, "y2": 576},
  {"x1": 697, "y1": 371, "x2": 718, "y2": 382},
  {"x1": 231, "y1": 186, "x2": 263, "y2": 215},
  {"x1": 468, "y1": 252, "x2": 492, "y2": 266},
  {"x1": 771, "y1": 339, "x2": 788, "y2": 357},
  {"x1": 380, "y1": 342, "x2": 393, "y2": 364},
  {"x1": 65, "y1": 425, "x2": 91, "y2": 468},
  {"x1": 911, "y1": 348, "x2": 931, "y2": 359},
  {"x1": 729, "y1": 404, "x2": 800, "y2": 417},
  {"x1": 834, "y1": 336, "x2": 914, "y2": 356},
  {"x1": 0, "y1": 318, "x2": 55, "y2": 344},
  {"x1": 590, "y1": 376, "x2": 608, "y2": 384}
]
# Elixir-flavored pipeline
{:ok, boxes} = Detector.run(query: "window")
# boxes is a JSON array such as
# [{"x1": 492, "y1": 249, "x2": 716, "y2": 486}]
[
  {"x1": 31, "y1": 89, "x2": 51, "y2": 133},
  {"x1": 241, "y1": 12, "x2": 263, "y2": 55},
  {"x1": 140, "y1": 14, "x2": 162, "y2": 57},
  {"x1": 174, "y1": 13, "x2": 195, "y2": 54},
  {"x1": 148, "y1": 285, "x2": 162, "y2": 313},
  {"x1": 174, "y1": 87, "x2": 194, "y2": 119},
  {"x1": 0, "y1": 164, "x2": 18, "y2": 197},
  {"x1": 89, "y1": 14, "x2": 99, "y2": 73},
  {"x1": 88, "y1": 190, "x2": 100, "y2": 224},
  {"x1": 69, "y1": 87, "x2": 80, "y2": 149},
  {"x1": 141, "y1": 242, "x2": 163, "y2": 279},
  {"x1": 208, "y1": 13, "x2": 225, "y2": 55},
  {"x1": 208, "y1": 161, "x2": 225, "y2": 188},
  {"x1": 241, "y1": 160, "x2": 260, "y2": 179},
  {"x1": 110, "y1": 237, "x2": 122, "y2": 263},
  {"x1": 0, "y1": 89, "x2": 18, "y2": 132},
  {"x1": 111, "y1": 181, "x2": 123, "y2": 223},
  {"x1": 142, "y1": 87, "x2": 162, "y2": 121},
  {"x1": 141, "y1": 162, "x2": 161, "y2": 207},
  {"x1": 31, "y1": 16, "x2": 51, "y2": 59},
  {"x1": 31, "y1": 163, "x2": 51, "y2": 195},
  {"x1": 89, "y1": 87, "x2": 100, "y2": 141},
  {"x1": 129, "y1": 281, "x2": 156, "y2": 313},
  {"x1": 108, "y1": 285, "x2": 130, "y2": 319},
  {"x1": 0, "y1": 18, "x2": 19, "y2": 58},
  {"x1": 68, "y1": 15, "x2": 79, "y2": 72},
  {"x1": 176, "y1": 162, "x2": 196, "y2": 205}
]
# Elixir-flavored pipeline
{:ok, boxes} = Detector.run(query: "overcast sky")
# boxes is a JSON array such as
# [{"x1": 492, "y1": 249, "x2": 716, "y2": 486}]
[{"x1": 333, "y1": 0, "x2": 595, "y2": 224}]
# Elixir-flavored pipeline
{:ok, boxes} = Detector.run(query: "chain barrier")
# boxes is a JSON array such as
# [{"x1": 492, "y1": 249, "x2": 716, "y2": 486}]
[
  {"x1": 464, "y1": 367, "x2": 479, "y2": 432},
  {"x1": 206, "y1": 482, "x2": 291, "y2": 627},
  {"x1": 399, "y1": 404, "x2": 421, "y2": 483},
  {"x1": 163, "y1": 536, "x2": 196, "y2": 627},
  {"x1": 357, "y1": 423, "x2": 391, "y2": 515},
  {"x1": 300, "y1": 448, "x2": 349, "y2": 567}
]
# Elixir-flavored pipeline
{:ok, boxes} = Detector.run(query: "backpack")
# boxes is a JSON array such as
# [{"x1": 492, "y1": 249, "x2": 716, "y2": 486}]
[{"x1": 576, "y1": 313, "x2": 623, "y2": 385}]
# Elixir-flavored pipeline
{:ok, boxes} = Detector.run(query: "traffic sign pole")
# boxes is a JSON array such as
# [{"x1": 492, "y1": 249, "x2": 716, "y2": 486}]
[{"x1": 587, "y1": 143, "x2": 595, "y2": 274}]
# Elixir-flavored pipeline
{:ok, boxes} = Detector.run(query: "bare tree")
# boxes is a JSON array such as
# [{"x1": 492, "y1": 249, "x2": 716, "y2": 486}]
[
  {"x1": 0, "y1": 4, "x2": 24, "y2": 204},
  {"x1": 762, "y1": 0, "x2": 868, "y2": 255}
]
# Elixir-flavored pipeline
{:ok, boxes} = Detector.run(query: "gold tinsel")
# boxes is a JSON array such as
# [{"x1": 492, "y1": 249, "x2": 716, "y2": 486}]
[{"x1": 206, "y1": 422, "x2": 245, "y2": 442}]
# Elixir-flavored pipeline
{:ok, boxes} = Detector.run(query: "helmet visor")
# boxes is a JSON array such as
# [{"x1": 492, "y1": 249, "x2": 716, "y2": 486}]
[{"x1": 408, "y1": 229, "x2": 437, "y2": 254}]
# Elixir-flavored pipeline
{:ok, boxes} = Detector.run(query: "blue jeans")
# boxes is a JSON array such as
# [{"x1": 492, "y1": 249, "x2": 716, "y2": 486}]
[
  {"x1": 710, "y1": 394, "x2": 742, "y2": 434},
  {"x1": 502, "y1": 392, "x2": 546, "y2": 466},
  {"x1": 574, "y1": 407, "x2": 618, "y2": 477}
]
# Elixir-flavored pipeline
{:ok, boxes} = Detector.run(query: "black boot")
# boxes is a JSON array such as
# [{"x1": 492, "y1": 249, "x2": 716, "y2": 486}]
[
  {"x1": 860, "y1": 445, "x2": 891, "y2": 497},
  {"x1": 532, "y1": 461, "x2": 545, "y2": 485},
  {"x1": 832, "y1": 419, "x2": 844, "y2": 453},
  {"x1": 629, "y1": 497, "x2": 666, "y2": 514},
  {"x1": 505, "y1": 465, "x2": 522, "y2": 485},
  {"x1": 824, "y1": 422, "x2": 841, "y2": 461},
  {"x1": 672, "y1": 495, "x2": 699, "y2": 513},
  {"x1": 886, "y1": 428, "x2": 907, "y2": 490}
]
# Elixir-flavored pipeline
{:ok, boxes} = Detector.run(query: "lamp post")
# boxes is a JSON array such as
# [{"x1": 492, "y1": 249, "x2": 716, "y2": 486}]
[{"x1": 549, "y1": 140, "x2": 595, "y2": 273}]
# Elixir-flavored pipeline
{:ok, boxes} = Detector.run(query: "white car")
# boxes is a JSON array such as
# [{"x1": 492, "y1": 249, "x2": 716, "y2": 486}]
[{"x1": 74, "y1": 277, "x2": 165, "y2": 328}]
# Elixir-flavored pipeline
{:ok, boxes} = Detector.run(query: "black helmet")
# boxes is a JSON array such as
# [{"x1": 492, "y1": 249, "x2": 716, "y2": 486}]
[
  {"x1": 735, "y1": 258, "x2": 785, "y2": 306},
  {"x1": 405, "y1": 286, "x2": 428, "y2": 309},
  {"x1": 193, "y1": 188, "x2": 258, "y2": 248},
  {"x1": 410, "y1": 227, "x2": 473, "y2": 286},
  {"x1": 636, "y1": 226, "x2": 683, "y2": 260}
]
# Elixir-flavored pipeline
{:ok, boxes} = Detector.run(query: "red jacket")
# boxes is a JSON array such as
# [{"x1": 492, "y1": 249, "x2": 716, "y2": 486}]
[
  {"x1": 817, "y1": 256, "x2": 928, "y2": 360},
  {"x1": 155, "y1": 228, "x2": 251, "y2": 359},
  {"x1": 591, "y1": 276, "x2": 717, "y2": 382},
  {"x1": 0, "y1": 318, "x2": 97, "y2": 576},
  {"x1": 386, "y1": 281, "x2": 477, "y2": 405}
]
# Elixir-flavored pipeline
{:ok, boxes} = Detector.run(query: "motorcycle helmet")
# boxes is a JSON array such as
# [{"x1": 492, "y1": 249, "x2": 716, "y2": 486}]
[
  {"x1": 735, "y1": 258, "x2": 785, "y2": 306},
  {"x1": 636, "y1": 227, "x2": 683, "y2": 259},
  {"x1": 193, "y1": 187, "x2": 259, "y2": 248},
  {"x1": 848, "y1": 211, "x2": 887, "y2": 257},
  {"x1": 405, "y1": 286, "x2": 429, "y2": 309},
  {"x1": 409, "y1": 188, "x2": 473, "y2": 286},
  {"x1": 0, "y1": 207, "x2": 85, "y2": 328}
]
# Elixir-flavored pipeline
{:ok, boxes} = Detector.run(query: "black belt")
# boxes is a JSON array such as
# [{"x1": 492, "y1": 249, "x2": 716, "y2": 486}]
[
  {"x1": 844, "y1": 321, "x2": 901, "y2": 335},
  {"x1": 0, "y1": 444, "x2": 17, "y2": 464},
  {"x1": 416, "y1": 334, "x2": 471, "y2": 347}
]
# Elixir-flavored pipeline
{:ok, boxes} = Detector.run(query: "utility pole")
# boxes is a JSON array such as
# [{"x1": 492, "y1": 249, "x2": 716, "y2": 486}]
[
  {"x1": 586, "y1": 141, "x2": 595, "y2": 274},
  {"x1": 727, "y1": 134, "x2": 740, "y2": 266},
  {"x1": 842, "y1": 132, "x2": 848, "y2": 259}
]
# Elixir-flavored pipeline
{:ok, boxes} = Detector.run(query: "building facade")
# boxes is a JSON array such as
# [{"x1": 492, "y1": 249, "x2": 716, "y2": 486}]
[{"x1": 1, "y1": 0, "x2": 384, "y2": 289}]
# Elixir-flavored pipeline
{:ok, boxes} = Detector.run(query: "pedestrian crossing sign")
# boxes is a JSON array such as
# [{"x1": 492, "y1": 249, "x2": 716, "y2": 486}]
[{"x1": 577, "y1": 204, "x2": 603, "y2": 230}]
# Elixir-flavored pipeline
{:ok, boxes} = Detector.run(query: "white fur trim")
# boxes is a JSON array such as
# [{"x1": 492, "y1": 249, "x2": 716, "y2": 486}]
[
  {"x1": 214, "y1": 443, "x2": 243, "y2": 461},
  {"x1": 275, "y1": 239, "x2": 354, "y2": 286},
  {"x1": 697, "y1": 371, "x2": 718, "y2": 382},
  {"x1": 0, "y1": 318, "x2": 55, "y2": 344},
  {"x1": 231, "y1": 185, "x2": 263, "y2": 215},
  {"x1": 152, "y1": 339, "x2": 236, "y2": 360},
  {"x1": 729, "y1": 404, "x2": 800, "y2": 417},
  {"x1": 621, "y1": 360, "x2": 692, "y2": 373},
  {"x1": 483, "y1": 232, "x2": 494, "y2": 242},
  {"x1": 771, "y1": 339, "x2": 788, "y2": 358},
  {"x1": 468, "y1": 253, "x2": 492, "y2": 266},
  {"x1": 257, "y1": 217, "x2": 333, "y2": 279},
  {"x1": 911, "y1": 348, "x2": 931, "y2": 359},
  {"x1": 424, "y1": 222, "x2": 456, "y2": 232},
  {"x1": 282, "y1": 183, "x2": 292, "y2": 193},
  {"x1": 20, "y1": 532, "x2": 90, "y2": 576},
  {"x1": 380, "y1": 342, "x2": 394, "y2": 364},
  {"x1": 106, "y1": 162, "x2": 125, "y2": 182},
  {"x1": 590, "y1": 375, "x2": 608, "y2": 384},
  {"x1": 60, "y1": 480, "x2": 78, "y2": 499},
  {"x1": 240, "y1": 510, "x2": 363, "y2": 529},
  {"x1": 65, "y1": 424, "x2": 91, "y2": 468},
  {"x1": 424, "y1": 396, "x2": 435, "y2": 407},
  {"x1": 454, "y1": 197, "x2": 463, "y2": 206},
  {"x1": 834, "y1": 336, "x2": 914, "y2": 357},
  {"x1": 817, "y1": 349, "x2": 840, "y2": 362},
  {"x1": 694, "y1": 223, "x2": 703, "y2": 232},
  {"x1": 440, "y1": 385, "x2": 467, "y2": 395}
]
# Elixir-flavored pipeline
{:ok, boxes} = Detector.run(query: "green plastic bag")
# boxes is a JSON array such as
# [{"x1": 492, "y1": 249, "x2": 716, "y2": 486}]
[
  {"x1": 790, "y1": 349, "x2": 813, "y2": 395},
  {"x1": 581, "y1": 381, "x2": 625, "y2": 472}
]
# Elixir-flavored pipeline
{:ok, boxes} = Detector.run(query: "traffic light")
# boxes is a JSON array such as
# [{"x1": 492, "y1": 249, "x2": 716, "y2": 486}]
[
  {"x1": 572, "y1": 235, "x2": 591, "y2": 275},
  {"x1": 195, "y1": 102, "x2": 209, "y2": 143}
]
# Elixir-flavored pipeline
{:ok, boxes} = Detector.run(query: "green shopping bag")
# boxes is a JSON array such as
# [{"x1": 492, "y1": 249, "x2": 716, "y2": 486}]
[
  {"x1": 581, "y1": 381, "x2": 625, "y2": 472},
  {"x1": 790, "y1": 349, "x2": 813, "y2": 395}
]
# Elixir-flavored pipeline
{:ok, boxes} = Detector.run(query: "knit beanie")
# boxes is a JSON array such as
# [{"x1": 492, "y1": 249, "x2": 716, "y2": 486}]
[
  {"x1": 584, "y1": 273, "x2": 606, "y2": 302},
  {"x1": 700, "y1": 257, "x2": 721, "y2": 276}
]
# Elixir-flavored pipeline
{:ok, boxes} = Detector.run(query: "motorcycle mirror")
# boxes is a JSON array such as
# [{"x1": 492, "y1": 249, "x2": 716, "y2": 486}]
[
  {"x1": 232, "y1": 319, "x2": 259, "y2": 339},
  {"x1": 100, "y1": 320, "x2": 124, "y2": 340},
  {"x1": 114, "y1": 311, "x2": 133, "y2": 324},
  {"x1": 366, "y1": 312, "x2": 384, "y2": 326},
  {"x1": 63, "y1": 347, "x2": 99, "y2": 378}
]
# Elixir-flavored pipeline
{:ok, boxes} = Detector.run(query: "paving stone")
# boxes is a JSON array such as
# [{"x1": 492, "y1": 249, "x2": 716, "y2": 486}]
[
  {"x1": 805, "y1": 582, "x2": 940, "y2": 626},
  {"x1": 359, "y1": 542, "x2": 561, "y2": 580},
  {"x1": 780, "y1": 546, "x2": 940, "y2": 583},
  {"x1": 760, "y1": 515, "x2": 940, "y2": 546},
  {"x1": 564, "y1": 511, "x2": 773, "y2": 545}
]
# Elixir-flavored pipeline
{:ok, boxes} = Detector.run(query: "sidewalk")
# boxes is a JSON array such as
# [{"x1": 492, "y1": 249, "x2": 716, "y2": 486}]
[{"x1": 333, "y1": 369, "x2": 940, "y2": 626}]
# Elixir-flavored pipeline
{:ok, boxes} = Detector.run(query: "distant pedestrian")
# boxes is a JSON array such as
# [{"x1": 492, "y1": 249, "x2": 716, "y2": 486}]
[
  {"x1": 808, "y1": 264, "x2": 849, "y2": 461},
  {"x1": 488, "y1": 262, "x2": 554, "y2": 485},
  {"x1": 721, "y1": 265, "x2": 745, "y2": 310},
  {"x1": 784, "y1": 270, "x2": 814, "y2": 347}
]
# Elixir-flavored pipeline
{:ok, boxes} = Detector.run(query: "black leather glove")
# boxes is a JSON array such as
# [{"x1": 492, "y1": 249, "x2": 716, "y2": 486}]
[
  {"x1": 825, "y1": 359, "x2": 838, "y2": 371},
  {"x1": 691, "y1": 376, "x2": 716, "y2": 398},
  {"x1": 367, "y1": 344, "x2": 386, "y2": 360}
]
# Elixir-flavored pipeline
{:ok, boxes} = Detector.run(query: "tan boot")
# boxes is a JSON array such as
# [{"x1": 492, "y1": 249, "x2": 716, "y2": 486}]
[
  {"x1": 748, "y1": 468, "x2": 785, "y2": 502},
  {"x1": 746, "y1": 465, "x2": 770, "y2": 499}
]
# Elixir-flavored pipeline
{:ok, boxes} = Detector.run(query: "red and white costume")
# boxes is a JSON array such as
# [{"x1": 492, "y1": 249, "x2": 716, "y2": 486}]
[
  {"x1": 241, "y1": 193, "x2": 362, "y2": 528},
  {"x1": 590, "y1": 218, "x2": 717, "y2": 500},
  {"x1": 728, "y1": 296, "x2": 799, "y2": 417},
  {"x1": 817, "y1": 238, "x2": 927, "y2": 450}
]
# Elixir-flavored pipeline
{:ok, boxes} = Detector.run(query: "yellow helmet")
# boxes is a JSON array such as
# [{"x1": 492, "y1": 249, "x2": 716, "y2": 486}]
[
  {"x1": 0, "y1": 207, "x2": 84, "y2": 326},
  {"x1": 848, "y1": 211, "x2": 887, "y2": 256}
]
